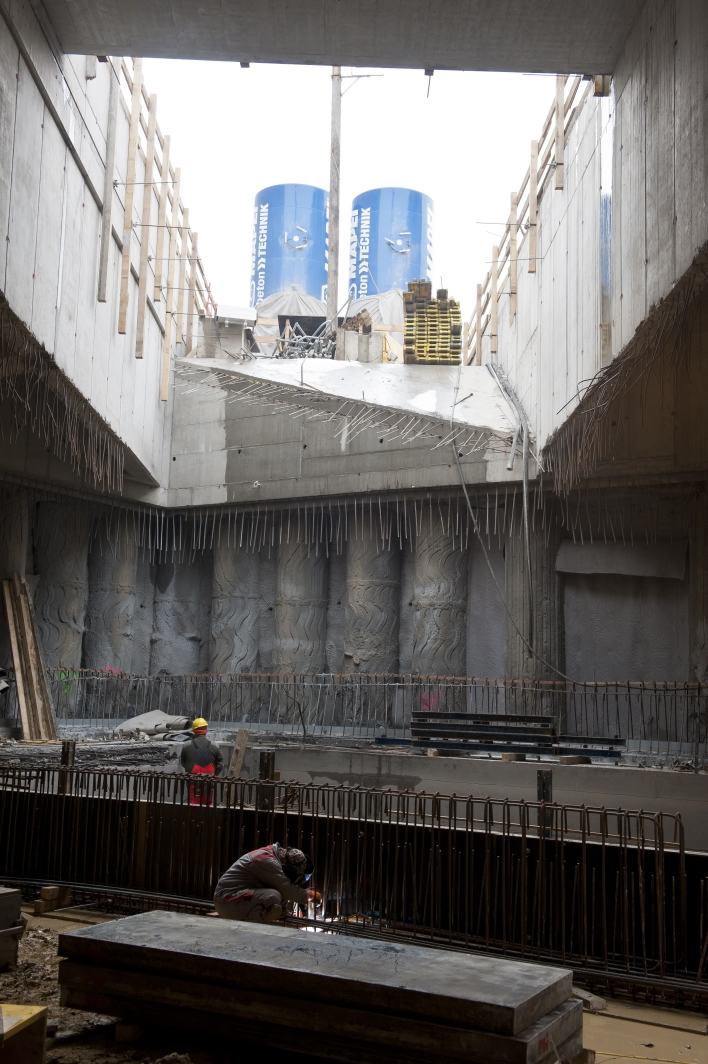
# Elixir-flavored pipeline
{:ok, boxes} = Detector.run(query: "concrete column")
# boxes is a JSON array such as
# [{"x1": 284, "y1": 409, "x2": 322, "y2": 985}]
[
  {"x1": 83, "y1": 527, "x2": 138, "y2": 672},
  {"x1": 412, "y1": 516, "x2": 468, "y2": 676},
  {"x1": 275, "y1": 540, "x2": 328, "y2": 673},
  {"x1": 0, "y1": 493, "x2": 29, "y2": 670},
  {"x1": 150, "y1": 553, "x2": 212, "y2": 675},
  {"x1": 0, "y1": 493, "x2": 28, "y2": 580},
  {"x1": 690, "y1": 489, "x2": 708, "y2": 682},
  {"x1": 344, "y1": 535, "x2": 400, "y2": 673},
  {"x1": 210, "y1": 541, "x2": 260, "y2": 673},
  {"x1": 34, "y1": 501, "x2": 90, "y2": 669}
]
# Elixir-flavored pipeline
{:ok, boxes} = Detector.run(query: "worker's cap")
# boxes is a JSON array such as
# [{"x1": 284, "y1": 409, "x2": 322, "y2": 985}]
[
  {"x1": 283, "y1": 848, "x2": 314, "y2": 876},
  {"x1": 191, "y1": 717, "x2": 209, "y2": 732}
]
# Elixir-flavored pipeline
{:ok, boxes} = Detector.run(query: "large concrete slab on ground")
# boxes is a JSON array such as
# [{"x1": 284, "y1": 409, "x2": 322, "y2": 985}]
[
  {"x1": 59, "y1": 913, "x2": 581, "y2": 1063},
  {"x1": 58, "y1": 911, "x2": 572, "y2": 1036}
]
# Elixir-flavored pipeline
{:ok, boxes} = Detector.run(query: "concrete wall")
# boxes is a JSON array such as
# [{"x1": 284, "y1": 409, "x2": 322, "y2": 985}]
[
  {"x1": 0, "y1": 2, "x2": 177, "y2": 494},
  {"x1": 564, "y1": 571, "x2": 689, "y2": 682},
  {"x1": 481, "y1": 85, "x2": 606, "y2": 452},
  {"x1": 168, "y1": 336, "x2": 512, "y2": 507},
  {"x1": 612, "y1": 0, "x2": 708, "y2": 352},
  {"x1": 482, "y1": 0, "x2": 708, "y2": 457},
  {"x1": 241, "y1": 743, "x2": 708, "y2": 853}
]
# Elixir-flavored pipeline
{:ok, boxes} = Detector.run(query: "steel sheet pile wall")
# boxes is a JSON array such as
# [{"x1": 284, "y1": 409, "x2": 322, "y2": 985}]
[{"x1": 0, "y1": 767, "x2": 705, "y2": 1004}]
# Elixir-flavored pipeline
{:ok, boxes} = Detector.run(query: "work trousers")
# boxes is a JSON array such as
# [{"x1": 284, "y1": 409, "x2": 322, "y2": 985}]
[{"x1": 214, "y1": 888, "x2": 283, "y2": 923}]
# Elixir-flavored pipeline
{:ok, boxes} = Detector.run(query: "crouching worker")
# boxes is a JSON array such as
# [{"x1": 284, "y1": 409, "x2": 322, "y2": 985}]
[
  {"x1": 213, "y1": 843, "x2": 321, "y2": 923},
  {"x1": 181, "y1": 718, "x2": 223, "y2": 805}
]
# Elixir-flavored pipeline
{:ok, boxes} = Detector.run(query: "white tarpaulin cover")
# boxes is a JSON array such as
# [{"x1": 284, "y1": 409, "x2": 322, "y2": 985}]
[
  {"x1": 179, "y1": 358, "x2": 516, "y2": 455},
  {"x1": 253, "y1": 290, "x2": 327, "y2": 356}
]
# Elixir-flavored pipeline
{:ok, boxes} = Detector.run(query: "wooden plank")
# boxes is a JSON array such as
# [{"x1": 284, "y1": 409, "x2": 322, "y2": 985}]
[
  {"x1": 509, "y1": 191, "x2": 518, "y2": 325},
  {"x1": 118, "y1": 57, "x2": 143, "y2": 334},
  {"x1": 475, "y1": 283, "x2": 482, "y2": 364},
  {"x1": 12, "y1": 574, "x2": 54, "y2": 740},
  {"x1": 9, "y1": 576, "x2": 41, "y2": 739},
  {"x1": 528, "y1": 140, "x2": 538, "y2": 273},
  {"x1": 4, "y1": 54, "x2": 43, "y2": 327},
  {"x1": 160, "y1": 167, "x2": 180, "y2": 401},
  {"x1": 153, "y1": 133, "x2": 170, "y2": 300},
  {"x1": 185, "y1": 230, "x2": 198, "y2": 355},
  {"x1": 2, "y1": 580, "x2": 31, "y2": 740},
  {"x1": 29, "y1": 115, "x2": 65, "y2": 350},
  {"x1": 554, "y1": 74, "x2": 564, "y2": 190},
  {"x1": 462, "y1": 320, "x2": 470, "y2": 365},
  {"x1": 134, "y1": 93, "x2": 157, "y2": 359},
  {"x1": 175, "y1": 206, "x2": 189, "y2": 342},
  {"x1": 490, "y1": 245, "x2": 498, "y2": 355},
  {"x1": 21, "y1": 575, "x2": 56, "y2": 740},
  {"x1": 229, "y1": 728, "x2": 249, "y2": 776},
  {"x1": 97, "y1": 63, "x2": 119, "y2": 302}
]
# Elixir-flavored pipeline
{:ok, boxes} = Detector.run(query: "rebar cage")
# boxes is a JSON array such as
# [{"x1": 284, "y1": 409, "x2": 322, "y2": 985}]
[
  {"x1": 1, "y1": 671, "x2": 705, "y2": 758},
  {"x1": 1, "y1": 766, "x2": 705, "y2": 1004}
]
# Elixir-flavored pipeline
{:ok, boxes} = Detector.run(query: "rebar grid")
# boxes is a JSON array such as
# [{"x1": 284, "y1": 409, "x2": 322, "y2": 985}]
[
  {"x1": 1, "y1": 766, "x2": 703, "y2": 992},
  {"x1": 7, "y1": 670, "x2": 705, "y2": 757}
]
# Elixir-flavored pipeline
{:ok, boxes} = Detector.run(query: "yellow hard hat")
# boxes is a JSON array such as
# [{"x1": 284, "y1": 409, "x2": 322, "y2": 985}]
[{"x1": 191, "y1": 717, "x2": 208, "y2": 731}]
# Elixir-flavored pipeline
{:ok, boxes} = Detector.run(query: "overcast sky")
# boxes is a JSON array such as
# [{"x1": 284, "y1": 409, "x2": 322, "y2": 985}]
[{"x1": 142, "y1": 60, "x2": 557, "y2": 320}]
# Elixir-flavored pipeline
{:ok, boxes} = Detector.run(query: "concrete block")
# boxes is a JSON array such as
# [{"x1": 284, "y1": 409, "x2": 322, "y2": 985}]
[
  {"x1": 0, "y1": 888, "x2": 21, "y2": 930},
  {"x1": 58, "y1": 912, "x2": 572, "y2": 1037}
]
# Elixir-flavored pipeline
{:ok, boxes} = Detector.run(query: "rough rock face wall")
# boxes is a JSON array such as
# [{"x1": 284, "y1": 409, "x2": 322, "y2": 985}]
[
  {"x1": 412, "y1": 516, "x2": 468, "y2": 676},
  {"x1": 83, "y1": 528, "x2": 138, "y2": 672},
  {"x1": 344, "y1": 535, "x2": 400, "y2": 673},
  {"x1": 150, "y1": 553, "x2": 213, "y2": 675},
  {"x1": 275, "y1": 540, "x2": 329, "y2": 672},
  {"x1": 25, "y1": 520, "x2": 476, "y2": 676},
  {"x1": 34, "y1": 502, "x2": 90, "y2": 669},
  {"x1": 210, "y1": 542, "x2": 260, "y2": 673}
]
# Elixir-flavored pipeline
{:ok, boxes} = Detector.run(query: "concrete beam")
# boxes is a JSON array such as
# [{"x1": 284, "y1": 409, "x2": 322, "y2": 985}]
[{"x1": 39, "y1": 1, "x2": 642, "y2": 74}]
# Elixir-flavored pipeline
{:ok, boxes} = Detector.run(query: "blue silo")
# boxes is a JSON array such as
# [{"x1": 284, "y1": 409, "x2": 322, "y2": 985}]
[
  {"x1": 250, "y1": 184, "x2": 329, "y2": 305},
  {"x1": 348, "y1": 187, "x2": 433, "y2": 300}
]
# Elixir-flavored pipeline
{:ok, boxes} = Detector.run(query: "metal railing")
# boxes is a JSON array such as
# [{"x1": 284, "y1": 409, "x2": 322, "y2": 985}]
[
  {"x1": 1, "y1": 670, "x2": 705, "y2": 758},
  {"x1": 1, "y1": 766, "x2": 704, "y2": 1001}
]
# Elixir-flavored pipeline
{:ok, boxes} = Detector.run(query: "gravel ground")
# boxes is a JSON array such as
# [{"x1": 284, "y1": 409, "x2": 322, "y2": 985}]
[{"x1": 0, "y1": 923, "x2": 297, "y2": 1064}]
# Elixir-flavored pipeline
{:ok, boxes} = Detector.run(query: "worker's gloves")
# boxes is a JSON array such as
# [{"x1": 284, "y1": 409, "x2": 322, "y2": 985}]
[{"x1": 305, "y1": 889, "x2": 322, "y2": 905}]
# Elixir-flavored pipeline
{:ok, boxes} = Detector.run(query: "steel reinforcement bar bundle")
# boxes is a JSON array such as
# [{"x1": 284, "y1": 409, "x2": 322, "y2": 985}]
[{"x1": 2, "y1": 767, "x2": 707, "y2": 1004}]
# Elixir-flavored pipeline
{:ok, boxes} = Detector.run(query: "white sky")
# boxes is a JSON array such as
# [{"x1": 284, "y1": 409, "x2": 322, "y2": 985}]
[{"x1": 142, "y1": 60, "x2": 557, "y2": 320}]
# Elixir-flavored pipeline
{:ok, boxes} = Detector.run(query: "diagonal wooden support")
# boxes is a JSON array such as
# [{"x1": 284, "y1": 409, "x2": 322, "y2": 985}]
[
  {"x1": 118, "y1": 58, "x2": 143, "y2": 334},
  {"x1": 2, "y1": 575, "x2": 56, "y2": 740},
  {"x1": 135, "y1": 93, "x2": 157, "y2": 359}
]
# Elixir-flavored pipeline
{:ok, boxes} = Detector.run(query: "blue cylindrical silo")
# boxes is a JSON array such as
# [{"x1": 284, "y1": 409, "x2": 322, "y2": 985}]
[
  {"x1": 250, "y1": 183, "x2": 329, "y2": 306},
  {"x1": 348, "y1": 187, "x2": 433, "y2": 300}
]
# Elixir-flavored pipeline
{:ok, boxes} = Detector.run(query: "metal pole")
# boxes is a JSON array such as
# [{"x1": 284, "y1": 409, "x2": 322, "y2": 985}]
[{"x1": 326, "y1": 66, "x2": 342, "y2": 327}]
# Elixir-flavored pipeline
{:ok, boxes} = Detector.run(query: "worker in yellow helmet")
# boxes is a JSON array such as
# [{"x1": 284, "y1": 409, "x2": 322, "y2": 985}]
[{"x1": 180, "y1": 718, "x2": 224, "y2": 805}]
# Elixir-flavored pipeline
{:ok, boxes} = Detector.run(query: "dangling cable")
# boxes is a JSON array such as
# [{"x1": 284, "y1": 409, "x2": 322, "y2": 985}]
[{"x1": 450, "y1": 361, "x2": 582, "y2": 685}]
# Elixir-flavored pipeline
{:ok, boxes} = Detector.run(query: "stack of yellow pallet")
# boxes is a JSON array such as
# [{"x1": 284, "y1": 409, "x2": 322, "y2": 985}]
[{"x1": 403, "y1": 281, "x2": 462, "y2": 364}]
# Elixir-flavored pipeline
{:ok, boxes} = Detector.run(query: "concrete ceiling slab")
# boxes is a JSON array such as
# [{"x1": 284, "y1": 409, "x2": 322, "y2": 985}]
[{"x1": 41, "y1": 1, "x2": 642, "y2": 73}]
